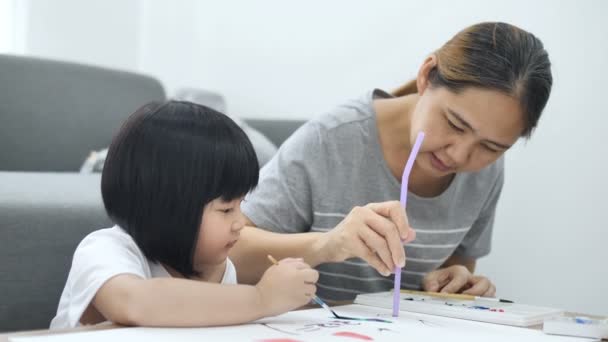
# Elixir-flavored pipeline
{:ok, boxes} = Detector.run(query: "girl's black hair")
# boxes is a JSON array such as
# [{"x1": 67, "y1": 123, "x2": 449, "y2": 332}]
[{"x1": 101, "y1": 100, "x2": 259, "y2": 277}]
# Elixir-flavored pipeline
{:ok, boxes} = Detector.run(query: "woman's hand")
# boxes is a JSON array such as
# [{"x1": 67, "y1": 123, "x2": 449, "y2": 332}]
[
  {"x1": 316, "y1": 201, "x2": 416, "y2": 276},
  {"x1": 422, "y1": 265, "x2": 496, "y2": 297}
]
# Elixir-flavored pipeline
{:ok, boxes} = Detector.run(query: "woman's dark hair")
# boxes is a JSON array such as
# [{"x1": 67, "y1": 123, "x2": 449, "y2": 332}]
[
  {"x1": 101, "y1": 100, "x2": 259, "y2": 277},
  {"x1": 394, "y1": 22, "x2": 552, "y2": 137}
]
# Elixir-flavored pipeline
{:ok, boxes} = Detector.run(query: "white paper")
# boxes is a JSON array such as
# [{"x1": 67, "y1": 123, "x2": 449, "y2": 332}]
[{"x1": 11, "y1": 305, "x2": 596, "y2": 342}]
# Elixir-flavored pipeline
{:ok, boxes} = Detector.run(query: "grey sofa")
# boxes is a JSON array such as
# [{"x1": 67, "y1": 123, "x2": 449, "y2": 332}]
[{"x1": 0, "y1": 54, "x2": 304, "y2": 332}]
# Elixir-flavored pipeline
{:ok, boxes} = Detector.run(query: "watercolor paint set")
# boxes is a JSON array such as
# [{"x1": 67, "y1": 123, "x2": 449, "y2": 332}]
[
  {"x1": 543, "y1": 315, "x2": 608, "y2": 339},
  {"x1": 354, "y1": 290, "x2": 564, "y2": 326}
]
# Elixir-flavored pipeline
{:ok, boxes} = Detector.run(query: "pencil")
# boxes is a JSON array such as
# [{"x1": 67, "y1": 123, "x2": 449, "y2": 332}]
[
  {"x1": 400, "y1": 289, "x2": 514, "y2": 303},
  {"x1": 267, "y1": 254, "x2": 279, "y2": 265}
]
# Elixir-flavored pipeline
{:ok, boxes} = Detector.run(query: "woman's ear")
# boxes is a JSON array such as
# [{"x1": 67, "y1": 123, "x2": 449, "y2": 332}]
[{"x1": 416, "y1": 54, "x2": 438, "y2": 96}]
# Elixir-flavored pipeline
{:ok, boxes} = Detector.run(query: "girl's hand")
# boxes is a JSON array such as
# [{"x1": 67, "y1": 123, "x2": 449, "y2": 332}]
[
  {"x1": 422, "y1": 265, "x2": 496, "y2": 297},
  {"x1": 316, "y1": 201, "x2": 416, "y2": 276},
  {"x1": 255, "y1": 258, "x2": 319, "y2": 316}
]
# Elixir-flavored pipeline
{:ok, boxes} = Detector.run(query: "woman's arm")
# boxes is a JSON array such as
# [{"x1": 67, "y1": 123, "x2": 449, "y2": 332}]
[
  {"x1": 230, "y1": 225, "x2": 327, "y2": 285},
  {"x1": 91, "y1": 259, "x2": 318, "y2": 327},
  {"x1": 231, "y1": 201, "x2": 416, "y2": 285}
]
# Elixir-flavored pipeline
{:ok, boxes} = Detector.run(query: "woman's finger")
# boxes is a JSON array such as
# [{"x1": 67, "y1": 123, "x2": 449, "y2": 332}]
[
  {"x1": 366, "y1": 201, "x2": 411, "y2": 241},
  {"x1": 359, "y1": 207, "x2": 405, "y2": 267},
  {"x1": 439, "y1": 271, "x2": 469, "y2": 293},
  {"x1": 357, "y1": 221, "x2": 395, "y2": 270},
  {"x1": 462, "y1": 276, "x2": 491, "y2": 296}
]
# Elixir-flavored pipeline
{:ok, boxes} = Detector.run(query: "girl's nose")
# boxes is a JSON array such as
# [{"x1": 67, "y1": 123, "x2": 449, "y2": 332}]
[{"x1": 231, "y1": 214, "x2": 246, "y2": 232}]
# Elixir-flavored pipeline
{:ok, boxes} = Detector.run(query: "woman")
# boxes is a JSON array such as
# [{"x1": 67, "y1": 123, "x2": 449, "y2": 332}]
[{"x1": 231, "y1": 22, "x2": 552, "y2": 301}]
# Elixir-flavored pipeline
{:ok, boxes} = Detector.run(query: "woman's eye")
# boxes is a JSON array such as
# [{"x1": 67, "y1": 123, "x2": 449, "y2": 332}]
[
  {"x1": 482, "y1": 144, "x2": 500, "y2": 153},
  {"x1": 221, "y1": 208, "x2": 233, "y2": 213},
  {"x1": 447, "y1": 119, "x2": 465, "y2": 133}
]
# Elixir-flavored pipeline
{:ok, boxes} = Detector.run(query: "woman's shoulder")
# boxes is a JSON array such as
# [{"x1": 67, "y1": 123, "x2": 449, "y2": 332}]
[
  {"x1": 456, "y1": 156, "x2": 504, "y2": 191},
  {"x1": 309, "y1": 89, "x2": 379, "y2": 134},
  {"x1": 486, "y1": 156, "x2": 505, "y2": 179}
]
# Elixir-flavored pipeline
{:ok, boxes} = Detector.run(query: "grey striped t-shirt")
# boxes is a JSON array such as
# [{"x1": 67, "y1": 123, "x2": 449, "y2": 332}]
[{"x1": 242, "y1": 89, "x2": 504, "y2": 301}]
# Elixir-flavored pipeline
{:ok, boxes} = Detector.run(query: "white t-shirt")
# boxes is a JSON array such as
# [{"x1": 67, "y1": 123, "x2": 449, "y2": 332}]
[{"x1": 50, "y1": 226, "x2": 237, "y2": 329}]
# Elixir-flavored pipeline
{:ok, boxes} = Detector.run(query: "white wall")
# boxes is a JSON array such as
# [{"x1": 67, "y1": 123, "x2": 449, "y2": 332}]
[
  {"x1": 0, "y1": 0, "x2": 15, "y2": 52},
  {"x1": 475, "y1": 1, "x2": 608, "y2": 315},
  {"x1": 15, "y1": 0, "x2": 608, "y2": 315},
  {"x1": 22, "y1": 0, "x2": 140, "y2": 70}
]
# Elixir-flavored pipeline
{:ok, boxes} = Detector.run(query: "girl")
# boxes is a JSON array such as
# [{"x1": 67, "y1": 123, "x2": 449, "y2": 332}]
[
  {"x1": 230, "y1": 22, "x2": 553, "y2": 301},
  {"x1": 50, "y1": 101, "x2": 318, "y2": 328}
]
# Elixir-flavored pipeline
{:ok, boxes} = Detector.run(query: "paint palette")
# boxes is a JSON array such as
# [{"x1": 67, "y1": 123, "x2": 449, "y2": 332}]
[
  {"x1": 543, "y1": 315, "x2": 608, "y2": 339},
  {"x1": 355, "y1": 291, "x2": 564, "y2": 326}
]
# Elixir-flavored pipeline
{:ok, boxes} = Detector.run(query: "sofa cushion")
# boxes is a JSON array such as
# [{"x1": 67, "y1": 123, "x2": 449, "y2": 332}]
[
  {"x1": 0, "y1": 54, "x2": 165, "y2": 172},
  {"x1": 173, "y1": 88, "x2": 279, "y2": 167},
  {"x1": 0, "y1": 172, "x2": 111, "y2": 332}
]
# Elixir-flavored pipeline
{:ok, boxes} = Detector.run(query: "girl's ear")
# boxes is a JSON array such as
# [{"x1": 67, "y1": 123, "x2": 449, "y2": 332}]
[{"x1": 416, "y1": 54, "x2": 438, "y2": 96}]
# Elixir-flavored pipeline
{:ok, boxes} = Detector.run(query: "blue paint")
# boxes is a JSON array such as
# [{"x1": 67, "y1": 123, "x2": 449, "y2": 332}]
[
  {"x1": 575, "y1": 317, "x2": 593, "y2": 324},
  {"x1": 471, "y1": 305, "x2": 491, "y2": 310},
  {"x1": 362, "y1": 318, "x2": 393, "y2": 323},
  {"x1": 335, "y1": 317, "x2": 392, "y2": 323}
]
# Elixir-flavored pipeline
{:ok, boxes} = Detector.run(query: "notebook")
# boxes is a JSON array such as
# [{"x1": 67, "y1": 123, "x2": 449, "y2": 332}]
[{"x1": 354, "y1": 291, "x2": 564, "y2": 326}]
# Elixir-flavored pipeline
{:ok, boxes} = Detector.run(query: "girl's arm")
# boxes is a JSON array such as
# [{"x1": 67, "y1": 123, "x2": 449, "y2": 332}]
[{"x1": 91, "y1": 259, "x2": 318, "y2": 327}]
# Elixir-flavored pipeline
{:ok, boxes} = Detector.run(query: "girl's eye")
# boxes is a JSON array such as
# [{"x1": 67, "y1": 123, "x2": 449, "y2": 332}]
[
  {"x1": 482, "y1": 144, "x2": 500, "y2": 153},
  {"x1": 221, "y1": 208, "x2": 233, "y2": 213},
  {"x1": 447, "y1": 118, "x2": 465, "y2": 133}
]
